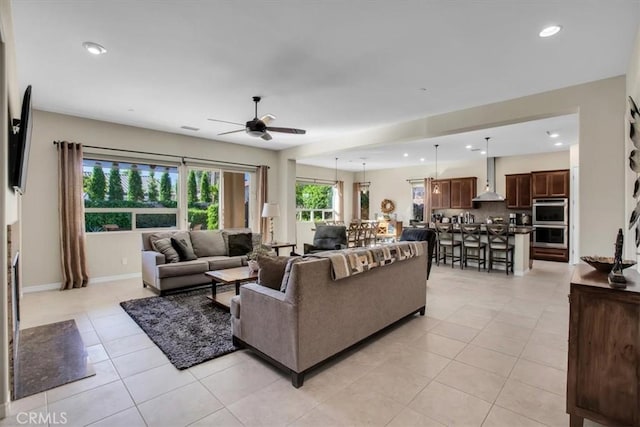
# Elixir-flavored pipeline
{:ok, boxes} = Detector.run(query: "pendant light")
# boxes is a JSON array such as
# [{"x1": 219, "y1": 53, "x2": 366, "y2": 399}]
[
  {"x1": 361, "y1": 162, "x2": 370, "y2": 193},
  {"x1": 334, "y1": 157, "x2": 338, "y2": 185},
  {"x1": 432, "y1": 144, "x2": 440, "y2": 194}
]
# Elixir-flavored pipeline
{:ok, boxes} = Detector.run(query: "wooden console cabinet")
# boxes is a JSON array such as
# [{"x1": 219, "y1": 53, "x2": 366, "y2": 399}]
[{"x1": 567, "y1": 264, "x2": 640, "y2": 427}]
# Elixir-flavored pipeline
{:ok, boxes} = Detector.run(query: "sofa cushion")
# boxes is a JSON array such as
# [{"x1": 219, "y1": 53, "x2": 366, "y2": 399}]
[
  {"x1": 280, "y1": 257, "x2": 304, "y2": 293},
  {"x1": 171, "y1": 237, "x2": 198, "y2": 261},
  {"x1": 257, "y1": 256, "x2": 290, "y2": 290},
  {"x1": 230, "y1": 295, "x2": 241, "y2": 319},
  {"x1": 190, "y1": 230, "x2": 227, "y2": 257},
  {"x1": 157, "y1": 259, "x2": 209, "y2": 278},
  {"x1": 200, "y1": 256, "x2": 245, "y2": 271},
  {"x1": 228, "y1": 233, "x2": 253, "y2": 257},
  {"x1": 151, "y1": 238, "x2": 180, "y2": 263}
]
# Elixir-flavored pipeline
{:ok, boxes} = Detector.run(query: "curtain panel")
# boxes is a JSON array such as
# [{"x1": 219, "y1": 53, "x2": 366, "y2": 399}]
[
  {"x1": 335, "y1": 180, "x2": 344, "y2": 222},
  {"x1": 256, "y1": 165, "x2": 268, "y2": 243},
  {"x1": 424, "y1": 177, "x2": 433, "y2": 223},
  {"x1": 352, "y1": 182, "x2": 361, "y2": 220},
  {"x1": 57, "y1": 141, "x2": 89, "y2": 289}
]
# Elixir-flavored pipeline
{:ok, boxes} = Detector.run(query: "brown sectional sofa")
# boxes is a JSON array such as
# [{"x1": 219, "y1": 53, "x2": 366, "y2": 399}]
[
  {"x1": 230, "y1": 241, "x2": 428, "y2": 387},
  {"x1": 140, "y1": 228, "x2": 261, "y2": 295}
]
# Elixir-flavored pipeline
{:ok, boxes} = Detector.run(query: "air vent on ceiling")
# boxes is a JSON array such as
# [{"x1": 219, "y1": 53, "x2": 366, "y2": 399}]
[{"x1": 180, "y1": 126, "x2": 199, "y2": 131}]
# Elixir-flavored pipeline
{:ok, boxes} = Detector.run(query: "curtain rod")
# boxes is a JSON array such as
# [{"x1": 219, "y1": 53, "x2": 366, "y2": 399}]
[
  {"x1": 406, "y1": 178, "x2": 425, "y2": 183},
  {"x1": 52, "y1": 141, "x2": 268, "y2": 169},
  {"x1": 296, "y1": 176, "x2": 338, "y2": 184}
]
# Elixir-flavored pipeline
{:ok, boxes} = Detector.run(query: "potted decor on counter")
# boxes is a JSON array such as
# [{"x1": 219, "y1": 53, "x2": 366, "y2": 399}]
[{"x1": 247, "y1": 244, "x2": 272, "y2": 272}]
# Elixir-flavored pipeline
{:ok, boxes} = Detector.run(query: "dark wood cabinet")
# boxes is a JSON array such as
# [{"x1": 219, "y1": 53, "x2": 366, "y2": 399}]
[
  {"x1": 531, "y1": 246, "x2": 568, "y2": 262},
  {"x1": 450, "y1": 177, "x2": 477, "y2": 209},
  {"x1": 505, "y1": 173, "x2": 532, "y2": 209},
  {"x1": 532, "y1": 170, "x2": 569, "y2": 198},
  {"x1": 567, "y1": 265, "x2": 640, "y2": 427},
  {"x1": 431, "y1": 180, "x2": 451, "y2": 209}
]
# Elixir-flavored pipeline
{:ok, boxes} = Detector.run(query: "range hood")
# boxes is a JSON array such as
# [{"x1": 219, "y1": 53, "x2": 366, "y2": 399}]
[{"x1": 472, "y1": 156, "x2": 505, "y2": 202}]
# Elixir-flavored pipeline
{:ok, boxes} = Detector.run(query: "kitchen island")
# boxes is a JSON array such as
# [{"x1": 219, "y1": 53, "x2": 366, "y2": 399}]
[{"x1": 412, "y1": 224, "x2": 534, "y2": 276}]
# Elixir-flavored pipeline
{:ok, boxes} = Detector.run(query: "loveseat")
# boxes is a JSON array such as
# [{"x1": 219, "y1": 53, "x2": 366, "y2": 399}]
[
  {"x1": 140, "y1": 228, "x2": 261, "y2": 295},
  {"x1": 230, "y1": 241, "x2": 428, "y2": 387}
]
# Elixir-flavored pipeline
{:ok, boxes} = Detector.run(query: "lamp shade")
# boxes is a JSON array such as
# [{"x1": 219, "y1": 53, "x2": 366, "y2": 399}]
[{"x1": 261, "y1": 203, "x2": 280, "y2": 218}]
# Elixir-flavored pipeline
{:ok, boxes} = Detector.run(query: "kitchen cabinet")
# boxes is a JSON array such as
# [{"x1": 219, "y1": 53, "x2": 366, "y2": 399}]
[
  {"x1": 430, "y1": 179, "x2": 450, "y2": 209},
  {"x1": 505, "y1": 173, "x2": 532, "y2": 209},
  {"x1": 450, "y1": 177, "x2": 477, "y2": 209},
  {"x1": 567, "y1": 265, "x2": 640, "y2": 427},
  {"x1": 532, "y1": 170, "x2": 569, "y2": 198}
]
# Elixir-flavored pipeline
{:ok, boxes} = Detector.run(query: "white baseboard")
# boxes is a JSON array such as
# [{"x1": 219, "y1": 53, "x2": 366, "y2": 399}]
[{"x1": 23, "y1": 272, "x2": 142, "y2": 293}]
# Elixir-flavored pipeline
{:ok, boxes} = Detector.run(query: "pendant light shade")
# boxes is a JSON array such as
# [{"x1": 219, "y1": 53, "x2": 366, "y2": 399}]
[
  {"x1": 360, "y1": 162, "x2": 370, "y2": 193},
  {"x1": 433, "y1": 144, "x2": 440, "y2": 194}
]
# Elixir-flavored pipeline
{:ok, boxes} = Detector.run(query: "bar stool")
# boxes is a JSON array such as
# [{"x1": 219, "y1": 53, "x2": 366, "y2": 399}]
[
  {"x1": 486, "y1": 224, "x2": 514, "y2": 275},
  {"x1": 434, "y1": 223, "x2": 462, "y2": 268},
  {"x1": 460, "y1": 223, "x2": 487, "y2": 271}
]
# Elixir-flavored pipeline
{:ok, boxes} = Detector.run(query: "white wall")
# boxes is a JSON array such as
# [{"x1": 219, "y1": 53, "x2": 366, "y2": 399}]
[
  {"x1": 626, "y1": 24, "x2": 640, "y2": 261},
  {"x1": 22, "y1": 110, "x2": 280, "y2": 288},
  {"x1": 0, "y1": 0, "x2": 20, "y2": 415}
]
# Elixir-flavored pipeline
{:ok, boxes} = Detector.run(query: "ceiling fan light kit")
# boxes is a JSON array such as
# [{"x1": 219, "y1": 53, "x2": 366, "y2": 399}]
[{"x1": 210, "y1": 96, "x2": 306, "y2": 141}]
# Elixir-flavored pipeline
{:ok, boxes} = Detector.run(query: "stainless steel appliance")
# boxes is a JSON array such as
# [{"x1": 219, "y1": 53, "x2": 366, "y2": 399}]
[
  {"x1": 533, "y1": 225, "x2": 568, "y2": 248},
  {"x1": 533, "y1": 198, "x2": 569, "y2": 249},
  {"x1": 532, "y1": 198, "x2": 568, "y2": 225}
]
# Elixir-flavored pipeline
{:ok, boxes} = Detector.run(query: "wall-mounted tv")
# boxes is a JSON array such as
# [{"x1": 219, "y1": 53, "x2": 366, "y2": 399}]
[{"x1": 9, "y1": 85, "x2": 32, "y2": 194}]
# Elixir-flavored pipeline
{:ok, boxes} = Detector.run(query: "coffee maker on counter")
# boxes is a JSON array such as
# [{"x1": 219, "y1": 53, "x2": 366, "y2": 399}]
[{"x1": 509, "y1": 213, "x2": 517, "y2": 226}]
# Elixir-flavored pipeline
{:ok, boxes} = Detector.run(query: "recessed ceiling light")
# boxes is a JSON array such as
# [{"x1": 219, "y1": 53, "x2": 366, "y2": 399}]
[
  {"x1": 480, "y1": 151, "x2": 487, "y2": 155},
  {"x1": 420, "y1": 158, "x2": 425, "y2": 162},
  {"x1": 465, "y1": 145, "x2": 472, "y2": 149},
  {"x1": 539, "y1": 25, "x2": 562, "y2": 38},
  {"x1": 554, "y1": 142, "x2": 563, "y2": 146},
  {"x1": 547, "y1": 131, "x2": 559, "y2": 138},
  {"x1": 82, "y1": 41, "x2": 107, "y2": 55},
  {"x1": 419, "y1": 88, "x2": 428, "y2": 92},
  {"x1": 403, "y1": 153, "x2": 409, "y2": 157}
]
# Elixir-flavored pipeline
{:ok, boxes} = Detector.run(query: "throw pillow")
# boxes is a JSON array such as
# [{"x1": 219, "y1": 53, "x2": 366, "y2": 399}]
[
  {"x1": 280, "y1": 257, "x2": 303, "y2": 293},
  {"x1": 171, "y1": 237, "x2": 198, "y2": 261},
  {"x1": 151, "y1": 238, "x2": 180, "y2": 263},
  {"x1": 228, "y1": 233, "x2": 253, "y2": 257},
  {"x1": 257, "y1": 255, "x2": 290, "y2": 290}
]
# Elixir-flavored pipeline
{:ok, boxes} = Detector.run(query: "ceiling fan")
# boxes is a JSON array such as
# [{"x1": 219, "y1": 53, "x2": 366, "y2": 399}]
[{"x1": 208, "y1": 96, "x2": 306, "y2": 141}]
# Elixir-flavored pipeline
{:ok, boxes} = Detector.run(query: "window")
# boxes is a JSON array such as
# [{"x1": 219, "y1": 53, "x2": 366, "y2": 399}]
[
  {"x1": 295, "y1": 182, "x2": 335, "y2": 222},
  {"x1": 83, "y1": 159, "x2": 179, "y2": 232},
  {"x1": 186, "y1": 168, "x2": 220, "y2": 230},
  {"x1": 412, "y1": 183, "x2": 425, "y2": 221}
]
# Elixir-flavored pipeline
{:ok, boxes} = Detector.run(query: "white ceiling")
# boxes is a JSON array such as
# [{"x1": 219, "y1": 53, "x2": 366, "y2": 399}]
[{"x1": 10, "y1": 1, "x2": 639, "y2": 156}]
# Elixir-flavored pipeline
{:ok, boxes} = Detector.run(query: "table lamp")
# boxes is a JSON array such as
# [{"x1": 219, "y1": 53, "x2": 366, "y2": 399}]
[{"x1": 261, "y1": 203, "x2": 280, "y2": 244}]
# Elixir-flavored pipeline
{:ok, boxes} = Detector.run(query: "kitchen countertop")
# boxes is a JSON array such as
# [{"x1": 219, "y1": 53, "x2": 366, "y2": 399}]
[{"x1": 408, "y1": 224, "x2": 535, "y2": 234}]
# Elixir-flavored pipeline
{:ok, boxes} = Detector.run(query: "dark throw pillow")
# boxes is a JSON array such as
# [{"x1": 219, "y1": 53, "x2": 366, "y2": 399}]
[
  {"x1": 151, "y1": 237, "x2": 180, "y2": 263},
  {"x1": 171, "y1": 237, "x2": 198, "y2": 261},
  {"x1": 257, "y1": 255, "x2": 290, "y2": 290},
  {"x1": 228, "y1": 233, "x2": 253, "y2": 257}
]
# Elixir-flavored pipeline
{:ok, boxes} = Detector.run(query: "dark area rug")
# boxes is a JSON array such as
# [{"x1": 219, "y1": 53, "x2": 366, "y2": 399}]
[
  {"x1": 120, "y1": 288, "x2": 237, "y2": 369},
  {"x1": 15, "y1": 320, "x2": 95, "y2": 399}
]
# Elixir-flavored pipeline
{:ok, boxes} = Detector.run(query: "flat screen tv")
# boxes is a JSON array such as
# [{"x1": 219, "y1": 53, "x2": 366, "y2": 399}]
[{"x1": 9, "y1": 85, "x2": 32, "y2": 194}]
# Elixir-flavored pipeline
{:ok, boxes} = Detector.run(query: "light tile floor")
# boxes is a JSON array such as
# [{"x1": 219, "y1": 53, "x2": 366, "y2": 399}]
[{"x1": 2, "y1": 261, "x2": 606, "y2": 426}]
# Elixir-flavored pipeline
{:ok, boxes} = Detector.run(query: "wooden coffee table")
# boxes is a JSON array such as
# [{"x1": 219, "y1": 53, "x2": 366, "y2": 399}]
[{"x1": 205, "y1": 266, "x2": 258, "y2": 310}]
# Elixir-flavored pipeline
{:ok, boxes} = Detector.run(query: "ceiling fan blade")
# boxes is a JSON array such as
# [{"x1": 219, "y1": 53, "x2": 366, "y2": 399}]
[
  {"x1": 260, "y1": 114, "x2": 276, "y2": 125},
  {"x1": 207, "y1": 118, "x2": 245, "y2": 126},
  {"x1": 217, "y1": 129, "x2": 245, "y2": 136},
  {"x1": 261, "y1": 132, "x2": 273, "y2": 141},
  {"x1": 266, "y1": 126, "x2": 306, "y2": 135}
]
